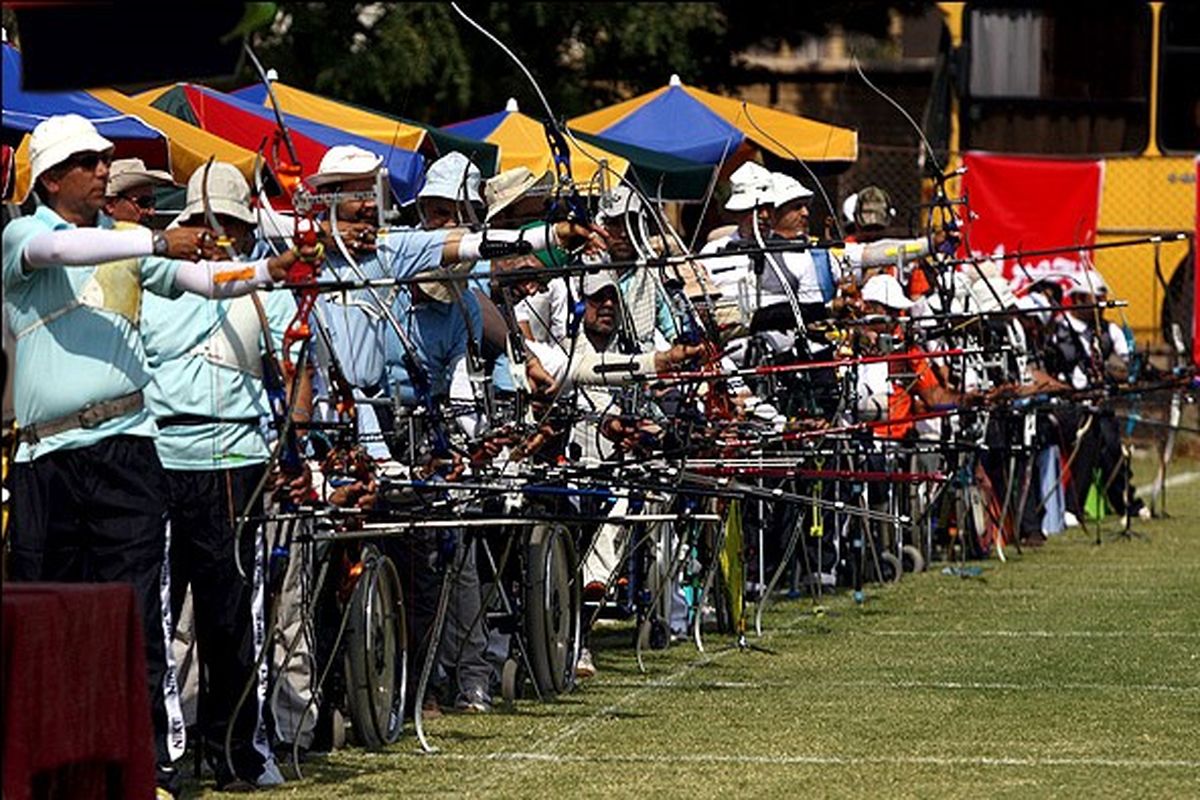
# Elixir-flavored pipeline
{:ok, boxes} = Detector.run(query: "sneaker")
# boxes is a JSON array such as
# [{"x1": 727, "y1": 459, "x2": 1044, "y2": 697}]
[
  {"x1": 575, "y1": 648, "x2": 597, "y2": 680},
  {"x1": 257, "y1": 760, "x2": 286, "y2": 788},
  {"x1": 1063, "y1": 511, "x2": 1080, "y2": 528},
  {"x1": 583, "y1": 581, "x2": 607, "y2": 603},
  {"x1": 1137, "y1": 505, "x2": 1152, "y2": 520},
  {"x1": 455, "y1": 686, "x2": 491, "y2": 714}
]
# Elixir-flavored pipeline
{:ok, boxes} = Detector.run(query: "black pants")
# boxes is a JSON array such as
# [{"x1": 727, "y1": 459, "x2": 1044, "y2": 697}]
[
  {"x1": 8, "y1": 435, "x2": 183, "y2": 786},
  {"x1": 164, "y1": 463, "x2": 270, "y2": 783}
]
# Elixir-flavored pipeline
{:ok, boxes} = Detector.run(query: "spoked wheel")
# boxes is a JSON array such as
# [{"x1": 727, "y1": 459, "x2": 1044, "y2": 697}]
[
  {"x1": 343, "y1": 551, "x2": 407, "y2": 750},
  {"x1": 524, "y1": 523, "x2": 581, "y2": 698}
]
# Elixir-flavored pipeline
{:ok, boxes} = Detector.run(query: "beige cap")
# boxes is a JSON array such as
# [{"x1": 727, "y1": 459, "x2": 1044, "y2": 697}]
[
  {"x1": 177, "y1": 161, "x2": 256, "y2": 226},
  {"x1": 484, "y1": 166, "x2": 551, "y2": 221},
  {"x1": 29, "y1": 114, "x2": 113, "y2": 187},
  {"x1": 106, "y1": 157, "x2": 176, "y2": 197}
]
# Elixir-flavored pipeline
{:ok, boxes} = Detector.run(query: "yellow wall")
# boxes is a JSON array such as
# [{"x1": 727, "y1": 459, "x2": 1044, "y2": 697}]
[{"x1": 1095, "y1": 156, "x2": 1195, "y2": 341}]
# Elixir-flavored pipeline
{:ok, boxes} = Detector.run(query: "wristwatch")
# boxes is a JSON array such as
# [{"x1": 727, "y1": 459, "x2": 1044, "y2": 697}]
[{"x1": 151, "y1": 230, "x2": 169, "y2": 257}]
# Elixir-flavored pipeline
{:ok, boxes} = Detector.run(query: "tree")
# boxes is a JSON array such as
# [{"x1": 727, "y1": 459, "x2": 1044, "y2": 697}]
[{"x1": 249, "y1": 2, "x2": 919, "y2": 124}]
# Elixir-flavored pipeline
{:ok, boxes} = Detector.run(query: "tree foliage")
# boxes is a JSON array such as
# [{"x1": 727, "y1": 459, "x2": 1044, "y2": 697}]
[{"x1": 249, "y1": 2, "x2": 920, "y2": 125}]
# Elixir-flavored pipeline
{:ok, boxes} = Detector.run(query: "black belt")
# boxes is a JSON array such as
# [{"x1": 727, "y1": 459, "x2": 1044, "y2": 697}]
[{"x1": 156, "y1": 414, "x2": 261, "y2": 429}]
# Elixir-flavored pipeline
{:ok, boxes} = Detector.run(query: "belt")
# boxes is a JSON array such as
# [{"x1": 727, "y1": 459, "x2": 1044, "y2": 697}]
[
  {"x1": 156, "y1": 414, "x2": 261, "y2": 429},
  {"x1": 17, "y1": 390, "x2": 144, "y2": 446}
]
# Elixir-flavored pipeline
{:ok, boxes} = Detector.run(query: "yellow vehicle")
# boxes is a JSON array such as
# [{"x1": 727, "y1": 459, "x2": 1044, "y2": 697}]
[{"x1": 929, "y1": 2, "x2": 1197, "y2": 342}]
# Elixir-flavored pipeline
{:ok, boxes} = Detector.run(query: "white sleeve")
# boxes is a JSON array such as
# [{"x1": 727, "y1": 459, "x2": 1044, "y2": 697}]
[
  {"x1": 22, "y1": 227, "x2": 151, "y2": 268},
  {"x1": 173, "y1": 259, "x2": 273, "y2": 298}
]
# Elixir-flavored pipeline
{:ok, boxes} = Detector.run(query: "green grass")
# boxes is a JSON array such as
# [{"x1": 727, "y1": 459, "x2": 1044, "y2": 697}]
[{"x1": 200, "y1": 460, "x2": 1200, "y2": 798}]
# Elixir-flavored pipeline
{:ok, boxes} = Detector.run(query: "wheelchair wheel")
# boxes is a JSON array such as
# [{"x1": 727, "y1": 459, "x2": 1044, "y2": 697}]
[
  {"x1": 344, "y1": 551, "x2": 407, "y2": 750},
  {"x1": 901, "y1": 544, "x2": 926, "y2": 574},
  {"x1": 524, "y1": 523, "x2": 581, "y2": 698}
]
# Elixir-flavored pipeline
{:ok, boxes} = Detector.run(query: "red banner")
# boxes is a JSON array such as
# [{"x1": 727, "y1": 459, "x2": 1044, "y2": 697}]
[{"x1": 961, "y1": 153, "x2": 1104, "y2": 290}]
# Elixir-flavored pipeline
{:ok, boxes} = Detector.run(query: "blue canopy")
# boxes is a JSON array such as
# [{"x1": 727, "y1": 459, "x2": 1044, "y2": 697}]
[
  {"x1": 1, "y1": 43, "x2": 163, "y2": 142},
  {"x1": 595, "y1": 86, "x2": 744, "y2": 164}
]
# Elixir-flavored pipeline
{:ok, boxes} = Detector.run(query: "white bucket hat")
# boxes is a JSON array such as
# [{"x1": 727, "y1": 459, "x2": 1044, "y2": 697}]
[
  {"x1": 307, "y1": 145, "x2": 383, "y2": 188},
  {"x1": 176, "y1": 162, "x2": 256, "y2": 226},
  {"x1": 861, "y1": 273, "x2": 914, "y2": 310},
  {"x1": 418, "y1": 151, "x2": 482, "y2": 204},
  {"x1": 29, "y1": 114, "x2": 114, "y2": 187},
  {"x1": 769, "y1": 172, "x2": 813, "y2": 208},
  {"x1": 724, "y1": 161, "x2": 773, "y2": 212},
  {"x1": 106, "y1": 157, "x2": 176, "y2": 197}
]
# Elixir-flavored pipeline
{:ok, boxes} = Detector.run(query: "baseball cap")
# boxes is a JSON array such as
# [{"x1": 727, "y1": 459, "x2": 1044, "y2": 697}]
[
  {"x1": 29, "y1": 114, "x2": 114, "y2": 187},
  {"x1": 596, "y1": 184, "x2": 643, "y2": 223},
  {"x1": 582, "y1": 271, "x2": 618, "y2": 297},
  {"x1": 307, "y1": 145, "x2": 382, "y2": 188}
]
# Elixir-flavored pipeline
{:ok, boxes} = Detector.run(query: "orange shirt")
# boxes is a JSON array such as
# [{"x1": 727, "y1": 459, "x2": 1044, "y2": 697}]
[{"x1": 880, "y1": 348, "x2": 939, "y2": 439}]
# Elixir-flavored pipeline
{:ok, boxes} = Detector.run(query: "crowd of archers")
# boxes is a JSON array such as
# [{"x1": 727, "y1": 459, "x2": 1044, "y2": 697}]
[{"x1": 4, "y1": 104, "x2": 1192, "y2": 796}]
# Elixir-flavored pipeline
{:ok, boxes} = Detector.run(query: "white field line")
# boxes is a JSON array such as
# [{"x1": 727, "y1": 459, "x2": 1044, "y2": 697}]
[
  {"x1": 596, "y1": 679, "x2": 1200, "y2": 694},
  {"x1": 864, "y1": 629, "x2": 1200, "y2": 639},
  {"x1": 1137, "y1": 468, "x2": 1200, "y2": 494},
  {"x1": 465, "y1": 608, "x2": 816, "y2": 791},
  {"x1": 431, "y1": 751, "x2": 1200, "y2": 770}
]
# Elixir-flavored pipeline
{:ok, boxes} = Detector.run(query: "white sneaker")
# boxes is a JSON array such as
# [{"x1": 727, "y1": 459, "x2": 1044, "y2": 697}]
[
  {"x1": 1137, "y1": 506, "x2": 1152, "y2": 520},
  {"x1": 575, "y1": 648, "x2": 596, "y2": 680},
  {"x1": 1063, "y1": 511, "x2": 1080, "y2": 528}
]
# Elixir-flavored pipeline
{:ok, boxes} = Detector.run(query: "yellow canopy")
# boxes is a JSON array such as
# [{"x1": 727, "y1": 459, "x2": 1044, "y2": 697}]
[
  {"x1": 11, "y1": 90, "x2": 258, "y2": 201},
  {"x1": 469, "y1": 103, "x2": 629, "y2": 189},
  {"x1": 90, "y1": 89, "x2": 258, "y2": 183},
  {"x1": 246, "y1": 82, "x2": 430, "y2": 155}
]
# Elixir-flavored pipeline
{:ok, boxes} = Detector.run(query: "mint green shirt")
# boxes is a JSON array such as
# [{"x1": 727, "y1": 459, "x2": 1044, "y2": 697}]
[
  {"x1": 141, "y1": 289, "x2": 296, "y2": 471},
  {"x1": 2, "y1": 207, "x2": 181, "y2": 462}
]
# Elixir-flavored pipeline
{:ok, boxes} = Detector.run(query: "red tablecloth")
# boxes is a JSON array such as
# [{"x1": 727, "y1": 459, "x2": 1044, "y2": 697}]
[{"x1": 3, "y1": 583, "x2": 156, "y2": 800}]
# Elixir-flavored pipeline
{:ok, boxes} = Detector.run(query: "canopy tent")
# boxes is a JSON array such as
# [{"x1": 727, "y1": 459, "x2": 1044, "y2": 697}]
[
  {"x1": 446, "y1": 99, "x2": 628, "y2": 191},
  {"x1": 229, "y1": 80, "x2": 501, "y2": 177},
  {"x1": 2, "y1": 43, "x2": 168, "y2": 200},
  {"x1": 146, "y1": 83, "x2": 427, "y2": 203},
  {"x1": 567, "y1": 129, "x2": 715, "y2": 202},
  {"x1": 570, "y1": 75, "x2": 858, "y2": 166}
]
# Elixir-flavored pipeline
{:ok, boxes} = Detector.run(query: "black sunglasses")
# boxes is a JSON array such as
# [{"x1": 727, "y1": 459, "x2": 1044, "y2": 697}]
[
  {"x1": 121, "y1": 194, "x2": 156, "y2": 209},
  {"x1": 67, "y1": 151, "x2": 113, "y2": 171}
]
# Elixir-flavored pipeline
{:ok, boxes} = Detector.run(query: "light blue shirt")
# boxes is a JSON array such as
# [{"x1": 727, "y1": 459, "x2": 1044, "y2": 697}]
[
  {"x1": 317, "y1": 228, "x2": 450, "y2": 389},
  {"x1": 385, "y1": 289, "x2": 481, "y2": 406},
  {"x1": 141, "y1": 289, "x2": 296, "y2": 471},
  {"x1": 2, "y1": 207, "x2": 180, "y2": 462}
]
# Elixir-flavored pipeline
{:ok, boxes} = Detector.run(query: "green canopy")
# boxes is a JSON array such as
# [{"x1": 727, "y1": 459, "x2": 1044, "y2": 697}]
[{"x1": 569, "y1": 129, "x2": 715, "y2": 202}]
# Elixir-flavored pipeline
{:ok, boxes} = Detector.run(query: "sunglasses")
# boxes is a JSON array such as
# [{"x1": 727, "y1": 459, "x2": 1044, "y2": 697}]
[
  {"x1": 121, "y1": 194, "x2": 156, "y2": 209},
  {"x1": 67, "y1": 151, "x2": 113, "y2": 171}
]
